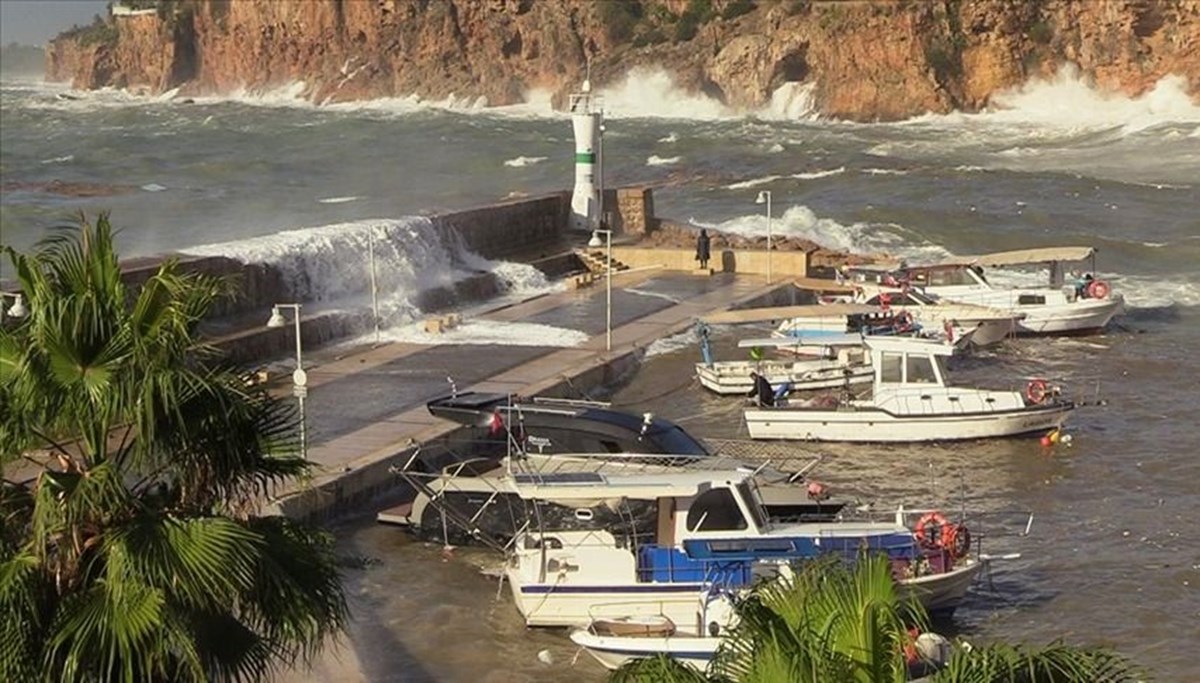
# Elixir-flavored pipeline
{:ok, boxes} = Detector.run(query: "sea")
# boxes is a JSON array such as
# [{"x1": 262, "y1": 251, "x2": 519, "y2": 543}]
[{"x1": 2, "y1": 67, "x2": 1199, "y2": 681}]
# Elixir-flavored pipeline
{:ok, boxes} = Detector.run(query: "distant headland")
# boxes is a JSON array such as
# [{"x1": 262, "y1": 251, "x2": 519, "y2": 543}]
[{"x1": 40, "y1": 0, "x2": 1200, "y2": 121}]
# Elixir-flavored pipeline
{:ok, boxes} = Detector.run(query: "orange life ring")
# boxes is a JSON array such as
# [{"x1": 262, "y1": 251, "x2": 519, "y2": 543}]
[
  {"x1": 1086, "y1": 280, "x2": 1111, "y2": 299},
  {"x1": 944, "y1": 523, "x2": 971, "y2": 559},
  {"x1": 914, "y1": 511, "x2": 952, "y2": 550},
  {"x1": 1026, "y1": 379, "x2": 1049, "y2": 404}
]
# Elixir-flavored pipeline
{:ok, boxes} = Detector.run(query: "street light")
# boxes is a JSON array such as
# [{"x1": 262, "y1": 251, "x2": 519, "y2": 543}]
[
  {"x1": 755, "y1": 190, "x2": 773, "y2": 284},
  {"x1": 266, "y1": 303, "x2": 307, "y2": 460},
  {"x1": 588, "y1": 228, "x2": 613, "y2": 351},
  {"x1": 0, "y1": 292, "x2": 28, "y2": 323}
]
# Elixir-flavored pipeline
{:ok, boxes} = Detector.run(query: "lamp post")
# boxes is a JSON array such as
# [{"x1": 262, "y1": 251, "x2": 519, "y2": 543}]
[
  {"x1": 755, "y1": 190, "x2": 773, "y2": 283},
  {"x1": 266, "y1": 303, "x2": 307, "y2": 460},
  {"x1": 587, "y1": 228, "x2": 613, "y2": 351},
  {"x1": 0, "y1": 292, "x2": 28, "y2": 323}
]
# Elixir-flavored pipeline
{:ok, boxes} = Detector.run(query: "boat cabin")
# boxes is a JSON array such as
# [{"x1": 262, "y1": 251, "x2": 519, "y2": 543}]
[
  {"x1": 427, "y1": 392, "x2": 711, "y2": 457},
  {"x1": 511, "y1": 470, "x2": 916, "y2": 590},
  {"x1": 863, "y1": 336, "x2": 952, "y2": 388}
]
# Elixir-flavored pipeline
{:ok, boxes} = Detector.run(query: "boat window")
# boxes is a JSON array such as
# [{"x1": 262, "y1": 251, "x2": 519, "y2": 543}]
[
  {"x1": 905, "y1": 354, "x2": 937, "y2": 383},
  {"x1": 933, "y1": 356, "x2": 949, "y2": 384},
  {"x1": 647, "y1": 426, "x2": 711, "y2": 456},
  {"x1": 1017, "y1": 294, "x2": 1046, "y2": 305},
  {"x1": 686, "y1": 488, "x2": 747, "y2": 532},
  {"x1": 929, "y1": 270, "x2": 971, "y2": 287},
  {"x1": 736, "y1": 482, "x2": 768, "y2": 530},
  {"x1": 880, "y1": 352, "x2": 903, "y2": 383}
]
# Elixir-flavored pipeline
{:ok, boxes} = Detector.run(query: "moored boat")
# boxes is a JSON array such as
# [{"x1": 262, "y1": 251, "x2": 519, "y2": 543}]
[
  {"x1": 497, "y1": 469, "x2": 984, "y2": 628},
  {"x1": 744, "y1": 336, "x2": 1073, "y2": 442},
  {"x1": 896, "y1": 246, "x2": 1124, "y2": 335}
]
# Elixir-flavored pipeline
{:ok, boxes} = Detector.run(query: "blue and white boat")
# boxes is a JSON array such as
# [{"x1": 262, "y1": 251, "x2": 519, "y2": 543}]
[{"x1": 501, "y1": 469, "x2": 981, "y2": 629}]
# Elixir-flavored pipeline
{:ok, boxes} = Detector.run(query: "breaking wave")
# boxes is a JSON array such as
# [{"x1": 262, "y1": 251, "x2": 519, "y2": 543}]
[{"x1": 180, "y1": 216, "x2": 557, "y2": 327}]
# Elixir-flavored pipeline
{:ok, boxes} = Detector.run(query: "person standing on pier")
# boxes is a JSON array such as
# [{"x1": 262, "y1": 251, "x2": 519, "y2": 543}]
[{"x1": 695, "y1": 229, "x2": 711, "y2": 269}]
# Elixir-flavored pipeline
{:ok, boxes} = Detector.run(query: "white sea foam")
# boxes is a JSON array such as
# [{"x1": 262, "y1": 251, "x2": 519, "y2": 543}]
[
  {"x1": 647, "y1": 155, "x2": 681, "y2": 166},
  {"x1": 598, "y1": 67, "x2": 731, "y2": 120},
  {"x1": 503, "y1": 155, "x2": 547, "y2": 167},
  {"x1": 658, "y1": 132, "x2": 679, "y2": 143},
  {"x1": 644, "y1": 329, "x2": 700, "y2": 359},
  {"x1": 692, "y1": 205, "x2": 946, "y2": 263},
  {"x1": 726, "y1": 175, "x2": 781, "y2": 190},
  {"x1": 180, "y1": 216, "x2": 557, "y2": 328},
  {"x1": 317, "y1": 196, "x2": 360, "y2": 204},
  {"x1": 381, "y1": 320, "x2": 588, "y2": 348},
  {"x1": 40, "y1": 154, "x2": 74, "y2": 164},
  {"x1": 792, "y1": 167, "x2": 844, "y2": 180},
  {"x1": 766, "y1": 142, "x2": 785, "y2": 153},
  {"x1": 1112, "y1": 275, "x2": 1200, "y2": 308},
  {"x1": 140, "y1": 183, "x2": 167, "y2": 192},
  {"x1": 758, "y1": 81, "x2": 819, "y2": 121},
  {"x1": 862, "y1": 168, "x2": 908, "y2": 176}
]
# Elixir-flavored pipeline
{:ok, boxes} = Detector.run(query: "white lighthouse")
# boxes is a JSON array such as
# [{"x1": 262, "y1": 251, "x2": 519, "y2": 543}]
[{"x1": 569, "y1": 78, "x2": 604, "y2": 232}]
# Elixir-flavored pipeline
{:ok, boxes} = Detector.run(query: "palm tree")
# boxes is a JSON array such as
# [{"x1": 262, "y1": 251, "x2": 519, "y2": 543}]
[
  {"x1": 608, "y1": 555, "x2": 1141, "y2": 682},
  {"x1": 0, "y1": 213, "x2": 347, "y2": 682}
]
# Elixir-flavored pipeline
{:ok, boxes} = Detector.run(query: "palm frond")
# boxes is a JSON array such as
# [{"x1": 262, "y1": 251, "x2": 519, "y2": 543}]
[
  {"x1": 931, "y1": 640, "x2": 1146, "y2": 683},
  {"x1": 609, "y1": 653, "x2": 712, "y2": 682}
]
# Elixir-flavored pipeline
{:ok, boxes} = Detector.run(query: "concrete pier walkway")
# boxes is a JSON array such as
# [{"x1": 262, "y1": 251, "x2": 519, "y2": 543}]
[{"x1": 269, "y1": 269, "x2": 786, "y2": 520}]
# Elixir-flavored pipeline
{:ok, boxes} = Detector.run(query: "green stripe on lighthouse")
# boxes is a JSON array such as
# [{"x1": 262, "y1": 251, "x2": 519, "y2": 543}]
[{"x1": 575, "y1": 152, "x2": 596, "y2": 163}]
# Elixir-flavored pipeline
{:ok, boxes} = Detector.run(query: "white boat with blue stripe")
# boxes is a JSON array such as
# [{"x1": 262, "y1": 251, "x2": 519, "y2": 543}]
[{"x1": 502, "y1": 469, "x2": 981, "y2": 629}]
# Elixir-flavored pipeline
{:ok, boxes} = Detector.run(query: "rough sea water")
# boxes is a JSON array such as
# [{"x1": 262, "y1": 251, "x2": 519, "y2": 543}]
[{"x1": 2, "y1": 69, "x2": 1199, "y2": 681}]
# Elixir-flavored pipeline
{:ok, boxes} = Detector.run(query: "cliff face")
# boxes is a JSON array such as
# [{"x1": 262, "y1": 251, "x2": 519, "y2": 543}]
[{"x1": 45, "y1": 0, "x2": 1200, "y2": 121}]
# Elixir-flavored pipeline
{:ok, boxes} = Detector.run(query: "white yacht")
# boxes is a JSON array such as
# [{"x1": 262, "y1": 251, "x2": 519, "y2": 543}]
[
  {"x1": 744, "y1": 336, "x2": 1073, "y2": 442},
  {"x1": 898, "y1": 247, "x2": 1123, "y2": 335},
  {"x1": 501, "y1": 469, "x2": 982, "y2": 628}
]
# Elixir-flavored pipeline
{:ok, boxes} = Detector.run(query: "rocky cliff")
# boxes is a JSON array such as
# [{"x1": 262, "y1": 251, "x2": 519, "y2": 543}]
[{"x1": 45, "y1": 0, "x2": 1200, "y2": 121}]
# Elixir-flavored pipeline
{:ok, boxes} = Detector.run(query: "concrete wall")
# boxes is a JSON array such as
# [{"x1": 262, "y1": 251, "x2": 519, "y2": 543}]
[
  {"x1": 432, "y1": 192, "x2": 569, "y2": 259},
  {"x1": 610, "y1": 246, "x2": 808, "y2": 277}
]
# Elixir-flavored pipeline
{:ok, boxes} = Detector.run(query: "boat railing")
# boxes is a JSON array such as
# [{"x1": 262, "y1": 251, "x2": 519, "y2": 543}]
[{"x1": 584, "y1": 596, "x2": 704, "y2": 624}]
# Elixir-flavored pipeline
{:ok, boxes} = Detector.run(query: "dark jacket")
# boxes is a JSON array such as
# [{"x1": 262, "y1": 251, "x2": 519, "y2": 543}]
[
  {"x1": 695, "y1": 231, "x2": 711, "y2": 262},
  {"x1": 749, "y1": 374, "x2": 775, "y2": 407}
]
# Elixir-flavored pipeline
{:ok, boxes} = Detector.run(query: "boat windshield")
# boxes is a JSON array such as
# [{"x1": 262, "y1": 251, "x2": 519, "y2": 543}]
[
  {"x1": 646, "y1": 425, "x2": 711, "y2": 456},
  {"x1": 737, "y1": 481, "x2": 769, "y2": 531}
]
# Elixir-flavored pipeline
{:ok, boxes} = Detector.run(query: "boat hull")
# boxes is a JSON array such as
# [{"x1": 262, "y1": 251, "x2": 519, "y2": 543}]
[
  {"x1": 1014, "y1": 297, "x2": 1123, "y2": 335},
  {"x1": 900, "y1": 559, "x2": 984, "y2": 615},
  {"x1": 569, "y1": 630, "x2": 716, "y2": 671},
  {"x1": 963, "y1": 318, "x2": 1018, "y2": 346},
  {"x1": 507, "y1": 574, "x2": 710, "y2": 628},
  {"x1": 744, "y1": 404, "x2": 1071, "y2": 442}
]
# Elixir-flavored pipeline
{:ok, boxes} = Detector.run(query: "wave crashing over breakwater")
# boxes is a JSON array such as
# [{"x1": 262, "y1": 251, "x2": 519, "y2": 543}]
[{"x1": 181, "y1": 216, "x2": 556, "y2": 327}]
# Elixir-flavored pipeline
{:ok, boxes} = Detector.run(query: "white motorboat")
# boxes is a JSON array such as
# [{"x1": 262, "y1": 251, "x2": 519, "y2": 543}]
[
  {"x1": 570, "y1": 627, "x2": 719, "y2": 671},
  {"x1": 897, "y1": 246, "x2": 1124, "y2": 335},
  {"x1": 850, "y1": 284, "x2": 1023, "y2": 347},
  {"x1": 500, "y1": 469, "x2": 983, "y2": 628},
  {"x1": 570, "y1": 603, "x2": 725, "y2": 672},
  {"x1": 744, "y1": 336, "x2": 1073, "y2": 442},
  {"x1": 695, "y1": 337, "x2": 873, "y2": 395}
]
